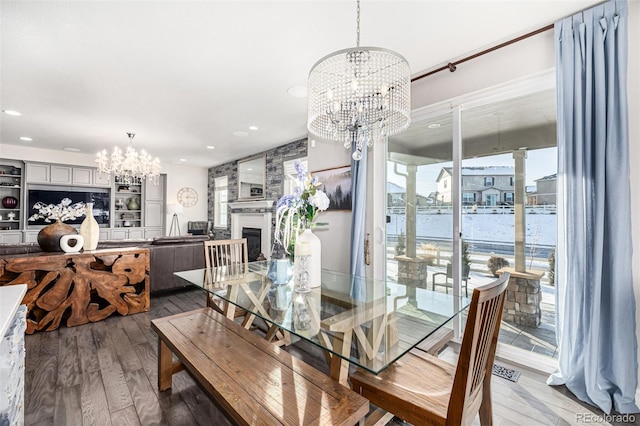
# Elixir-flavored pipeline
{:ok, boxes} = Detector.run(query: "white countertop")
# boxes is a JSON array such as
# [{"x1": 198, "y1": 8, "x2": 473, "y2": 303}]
[{"x1": 0, "y1": 284, "x2": 27, "y2": 338}]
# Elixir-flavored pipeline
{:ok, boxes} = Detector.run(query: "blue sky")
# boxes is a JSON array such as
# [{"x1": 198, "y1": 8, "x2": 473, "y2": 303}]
[{"x1": 388, "y1": 147, "x2": 557, "y2": 194}]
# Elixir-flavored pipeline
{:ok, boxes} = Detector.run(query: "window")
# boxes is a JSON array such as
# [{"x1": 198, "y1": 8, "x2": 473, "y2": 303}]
[
  {"x1": 504, "y1": 192, "x2": 514, "y2": 203},
  {"x1": 462, "y1": 193, "x2": 475, "y2": 204},
  {"x1": 444, "y1": 179, "x2": 448, "y2": 189},
  {"x1": 283, "y1": 158, "x2": 308, "y2": 195},
  {"x1": 509, "y1": 176, "x2": 514, "y2": 186},
  {"x1": 484, "y1": 177, "x2": 494, "y2": 186},
  {"x1": 214, "y1": 176, "x2": 228, "y2": 228}
]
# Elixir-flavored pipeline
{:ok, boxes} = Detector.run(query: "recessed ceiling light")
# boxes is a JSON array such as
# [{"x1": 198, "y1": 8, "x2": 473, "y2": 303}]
[
  {"x1": 249, "y1": 126, "x2": 259, "y2": 131},
  {"x1": 206, "y1": 145, "x2": 215, "y2": 150},
  {"x1": 2, "y1": 110, "x2": 21, "y2": 116},
  {"x1": 247, "y1": 168, "x2": 253, "y2": 171},
  {"x1": 20, "y1": 136, "x2": 33, "y2": 141},
  {"x1": 287, "y1": 86, "x2": 307, "y2": 98},
  {"x1": 233, "y1": 131, "x2": 249, "y2": 137},
  {"x1": 63, "y1": 147, "x2": 80, "y2": 152},
  {"x1": 179, "y1": 158, "x2": 187, "y2": 162},
  {"x1": 427, "y1": 123, "x2": 441, "y2": 129}
]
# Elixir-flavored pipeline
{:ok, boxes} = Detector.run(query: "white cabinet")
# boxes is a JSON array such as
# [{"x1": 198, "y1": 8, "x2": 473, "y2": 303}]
[
  {"x1": 93, "y1": 170, "x2": 111, "y2": 187},
  {"x1": 111, "y1": 228, "x2": 144, "y2": 240},
  {"x1": 23, "y1": 231, "x2": 39, "y2": 243},
  {"x1": 25, "y1": 163, "x2": 49, "y2": 183},
  {"x1": 72, "y1": 168, "x2": 93, "y2": 185},
  {"x1": 144, "y1": 228, "x2": 163, "y2": 239},
  {"x1": 145, "y1": 177, "x2": 165, "y2": 201},
  {"x1": 50, "y1": 165, "x2": 72, "y2": 184},
  {"x1": 99, "y1": 228, "x2": 110, "y2": 241},
  {"x1": 144, "y1": 201, "x2": 164, "y2": 228},
  {"x1": 0, "y1": 232, "x2": 22, "y2": 244}
]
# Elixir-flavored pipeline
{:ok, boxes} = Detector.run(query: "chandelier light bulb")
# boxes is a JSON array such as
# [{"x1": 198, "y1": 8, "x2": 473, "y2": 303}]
[{"x1": 96, "y1": 133, "x2": 161, "y2": 185}]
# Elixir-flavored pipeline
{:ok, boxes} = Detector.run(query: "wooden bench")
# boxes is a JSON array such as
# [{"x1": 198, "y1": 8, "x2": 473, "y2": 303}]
[{"x1": 151, "y1": 307, "x2": 369, "y2": 426}]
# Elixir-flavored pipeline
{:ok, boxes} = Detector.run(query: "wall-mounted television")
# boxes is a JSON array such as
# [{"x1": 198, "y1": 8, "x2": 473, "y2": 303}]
[{"x1": 28, "y1": 185, "x2": 110, "y2": 226}]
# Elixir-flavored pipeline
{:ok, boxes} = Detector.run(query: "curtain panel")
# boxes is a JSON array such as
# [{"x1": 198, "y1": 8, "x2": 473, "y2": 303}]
[
  {"x1": 350, "y1": 144, "x2": 367, "y2": 301},
  {"x1": 549, "y1": 0, "x2": 638, "y2": 414}
]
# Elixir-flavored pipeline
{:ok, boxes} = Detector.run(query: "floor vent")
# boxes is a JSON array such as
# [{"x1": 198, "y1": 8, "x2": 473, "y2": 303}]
[{"x1": 492, "y1": 364, "x2": 520, "y2": 382}]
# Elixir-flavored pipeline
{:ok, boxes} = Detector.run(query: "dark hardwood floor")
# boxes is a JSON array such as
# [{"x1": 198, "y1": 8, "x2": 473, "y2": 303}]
[{"x1": 23, "y1": 289, "x2": 631, "y2": 426}]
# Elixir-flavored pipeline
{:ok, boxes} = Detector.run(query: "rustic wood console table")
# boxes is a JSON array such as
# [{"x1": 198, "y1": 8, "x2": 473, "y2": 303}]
[{"x1": 0, "y1": 247, "x2": 150, "y2": 333}]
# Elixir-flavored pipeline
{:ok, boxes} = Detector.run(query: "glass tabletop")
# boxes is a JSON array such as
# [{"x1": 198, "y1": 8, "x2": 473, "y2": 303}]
[{"x1": 174, "y1": 261, "x2": 470, "y2": 375}]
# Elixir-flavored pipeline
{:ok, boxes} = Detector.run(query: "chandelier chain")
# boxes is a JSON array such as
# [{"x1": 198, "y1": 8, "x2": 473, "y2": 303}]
[{"x1": 356, "y1": 0, "x2": 360, "y2": 47}]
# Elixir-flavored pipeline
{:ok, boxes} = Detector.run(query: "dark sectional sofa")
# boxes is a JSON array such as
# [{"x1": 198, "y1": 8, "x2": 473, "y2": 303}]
[{"x1": 0, "y1": 235, "x2": 209, "y2": 293}]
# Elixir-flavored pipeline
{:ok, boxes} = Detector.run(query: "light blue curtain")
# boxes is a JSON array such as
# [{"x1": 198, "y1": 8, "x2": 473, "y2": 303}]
[
  {"x1": 350, "y1": 144, "x2": 367, "y2": 301},
  {"x1": 549, "y1": 0, "x2": 638, "y2": 414}
]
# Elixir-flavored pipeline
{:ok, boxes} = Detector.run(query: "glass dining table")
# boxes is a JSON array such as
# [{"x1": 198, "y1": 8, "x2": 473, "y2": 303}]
[{"x1": 174, "y1": 261, "x2": 470, "y2": 386}]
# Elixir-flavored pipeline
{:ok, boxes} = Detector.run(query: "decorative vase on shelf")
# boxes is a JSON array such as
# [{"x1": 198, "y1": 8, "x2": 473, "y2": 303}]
[
  {"x1": 37, "y1": 220, "x2": 77, "y2": 252},
  {"x1": 294, "y1": 226, "x2": 322, "y2": 288},
  {"x1": 80, "y1": 202, "x2": 100, "y2": 251},
  {"x1": 127, "y1": 197, "x2": 140, "y2": 210},
  {"x1": 2, "y1": 196, "x2": 18, "y2": 209}
]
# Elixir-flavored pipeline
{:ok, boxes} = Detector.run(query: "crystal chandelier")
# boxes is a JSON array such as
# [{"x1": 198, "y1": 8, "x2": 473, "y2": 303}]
[
  {"x1": 307, "y1": 0, "x2": 411, "y2": 161},
  {"x1": 96, "y1": 133, "x2": 161, "y2": 185}
]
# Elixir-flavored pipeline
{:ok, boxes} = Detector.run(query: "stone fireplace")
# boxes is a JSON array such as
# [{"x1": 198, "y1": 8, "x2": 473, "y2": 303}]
[{"x1": 228, "y1": 200, "x2": 274, "y2": 260}]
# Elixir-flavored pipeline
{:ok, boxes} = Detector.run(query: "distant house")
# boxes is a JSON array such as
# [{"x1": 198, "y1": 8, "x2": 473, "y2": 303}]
[
  {"x1": 528, "y1": 173, "x2": 557, "y2": 205},
  {"x1": 387, "y1": 182, "x2": 432, "y2": 207},
  {"x1": 436, "y1": 166, "x2": 516, "y2": 206}
]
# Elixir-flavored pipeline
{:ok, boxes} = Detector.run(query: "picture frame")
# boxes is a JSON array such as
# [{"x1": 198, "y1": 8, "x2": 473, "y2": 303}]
[{"x1": 312, "y1": 165, "x2": 352, "y2": 211}]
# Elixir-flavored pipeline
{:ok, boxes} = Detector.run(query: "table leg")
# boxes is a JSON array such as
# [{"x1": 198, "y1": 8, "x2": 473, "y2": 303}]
[
  {"x1": 158, "y1": 337, "x2": 172, "y2": 391},
  {"x1": 329, "y1": 331, "x2": 353, "y2": 386}
]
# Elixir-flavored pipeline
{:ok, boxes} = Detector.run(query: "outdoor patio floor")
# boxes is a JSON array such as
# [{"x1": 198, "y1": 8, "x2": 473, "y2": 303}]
[{"x1": 388, "y1": 261, "x2": 559, "y2": 359}]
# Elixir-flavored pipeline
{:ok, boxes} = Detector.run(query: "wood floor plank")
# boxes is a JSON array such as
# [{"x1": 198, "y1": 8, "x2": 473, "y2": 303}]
[
  {"x1": 91, "y1": 321, "x2": 113, "y2": 351},
  {"x1": 110, "y1": 327, "x2": 143, "y2": 373},
  {"x1": 39, "y1": 330, "x2": 60, "y2": 357},
  {"x1": 133, "y1": 342, "x2": 159, "y2": 397},
  {"x1": 97, "y1": 347, "x2": 134, "y2": 413},
  {"x1": 52, "y1": 384, "x2": 82, "y2": 426},
  {"x1": 76, "y1": 323, "x2": 101, "y2": 374},
  {"x1": 126, "y1": 368, "x2": 169, "y2": 426},
  {"x1": 25, "y1": 355, "x2": 58, "y2": 425},
  {"x1": 121, "y1": 315, "x2": 149, "y2": 346},
  {"x1": 80, "y1": 371, "x2": 112, "y2": 426},
  {"x1": 56, "y1": 333, "x2": 81, "y2": 388},
  {"x1": 109, "y1": 405, "x2": 142, "y2": 426}
]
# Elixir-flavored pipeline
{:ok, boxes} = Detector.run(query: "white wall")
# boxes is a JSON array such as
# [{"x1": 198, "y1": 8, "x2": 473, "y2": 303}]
[
  {"x1": 0, "y1": 144, "x2": 208, "y2": 236},
  {"x1": 307, "y1": 139, "x2": 352, "y2": 274},
  {"x1": 628, "y1": 0, "x2": 640, "y2": 403}
]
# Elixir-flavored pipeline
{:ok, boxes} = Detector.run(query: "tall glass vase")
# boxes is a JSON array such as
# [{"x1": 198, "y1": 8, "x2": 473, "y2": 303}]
[
  {"x1": 80, "y1": 202, "x2": 100, "y2": 250},
  {"x1": 294, "y1": 225, "x2": 321, "y2": 288}
]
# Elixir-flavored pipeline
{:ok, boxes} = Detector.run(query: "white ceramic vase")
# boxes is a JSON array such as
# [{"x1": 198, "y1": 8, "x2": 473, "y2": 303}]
[
  {"x1": 294, "y1": 227, "x2": 322, "y2": 288},
  {"x1": 80, "y1": 202, "x2": 100, "y2": 250}
]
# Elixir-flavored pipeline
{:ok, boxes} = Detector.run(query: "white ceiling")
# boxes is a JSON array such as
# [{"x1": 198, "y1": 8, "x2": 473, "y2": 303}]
[{"x1": 0, "y1": 0, "x2": 600, "y2": 169}]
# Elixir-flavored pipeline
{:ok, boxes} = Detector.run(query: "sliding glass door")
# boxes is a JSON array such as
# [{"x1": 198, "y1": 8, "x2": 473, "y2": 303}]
[{"x1": 386, "y1": 73, "x2": 558, "y2": 365}]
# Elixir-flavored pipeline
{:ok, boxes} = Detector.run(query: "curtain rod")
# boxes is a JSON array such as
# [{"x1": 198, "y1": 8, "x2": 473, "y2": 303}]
[{"x1": 411, "y1": 24, "x2": 554, "y2": 82}]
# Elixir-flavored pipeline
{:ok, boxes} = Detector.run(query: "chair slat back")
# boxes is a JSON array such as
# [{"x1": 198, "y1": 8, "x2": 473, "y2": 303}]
[
  {"x1": 203, "y1": 239, "x2": 248, "y2": 283},
  {"x1": 447, "y1": 272, "x2": 509, "y2": 424}
]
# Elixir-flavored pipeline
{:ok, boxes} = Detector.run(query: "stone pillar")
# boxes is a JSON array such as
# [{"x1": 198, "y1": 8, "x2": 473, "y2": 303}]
[
  {"x1": 406, "y1": 165, "x2": 417, "y2": 258},
  {"x1": 395, "y1": 255, "x2": 429, "y2": 291},
  {"x1": 499, "y1": 267, "x2": 544, "y2": 327},
  {"x1": 512, "y1": 149, "x2": 527, "y2": 272}
]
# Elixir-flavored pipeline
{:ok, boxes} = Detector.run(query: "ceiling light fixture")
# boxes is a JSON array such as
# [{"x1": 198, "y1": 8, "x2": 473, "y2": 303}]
[
  {"x1": 307, "y1": 0, "x2": 411, "y2": 161},
  {"x1": 96, "y1": 132, "x2": 161, "y2": 185},
  {"x1": 2, "y1": 110, "x2": 21, "y2": 116},
  {"x1": 206, "y1": 145, "x2": 215, "y2": 150},
  {"x1": 249, "y1": 126, "x2": 259, "y2": 131},
  {"x1": 20, "y1": 136, "x2": 33, "y2": 141},
  {"x1": 427, "y1": 123, "x2": 441, "y2": 129}
]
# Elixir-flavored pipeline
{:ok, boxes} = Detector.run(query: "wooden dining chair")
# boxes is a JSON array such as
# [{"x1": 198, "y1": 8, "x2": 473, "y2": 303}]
[
  {"x1": 203, "y1": 238, "x2": 248, "y2": 317},
  {"x1": 350, "y1": 272, "x2": 510, "y2": 426}
]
